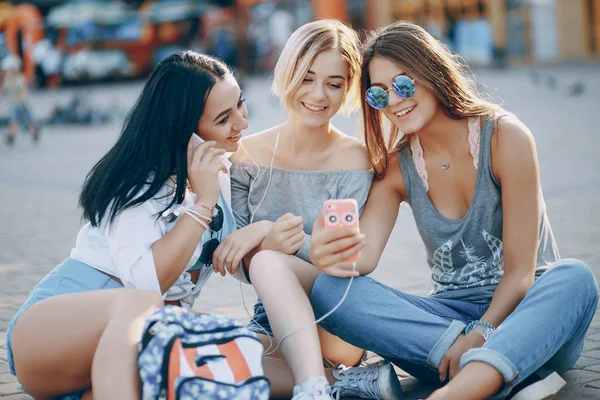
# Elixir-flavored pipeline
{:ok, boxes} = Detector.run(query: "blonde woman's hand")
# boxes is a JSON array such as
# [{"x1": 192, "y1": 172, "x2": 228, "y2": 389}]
[
  {"x1": 309, "y1": 212, "x2": 364, "y2": 278},
  {"x1": 187, "y1": 138, "x2": 226, "y2": 208},
  {"x1": 261, "y1": 213, "x2": 306, "y2": 255}
]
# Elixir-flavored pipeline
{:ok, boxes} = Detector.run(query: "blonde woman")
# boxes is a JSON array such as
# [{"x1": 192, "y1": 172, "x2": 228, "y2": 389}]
[
  {"x1": 309, "y1": 22, "x2": 598, "y2": 400},
  {"x1": 215, "y1": 19, "x2": 402, "y2": 399}
]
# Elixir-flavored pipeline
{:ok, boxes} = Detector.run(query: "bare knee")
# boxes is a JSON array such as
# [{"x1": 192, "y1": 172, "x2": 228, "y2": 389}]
[{"x1": 249, "y1": 250, "x2": 288, "y2": 282}]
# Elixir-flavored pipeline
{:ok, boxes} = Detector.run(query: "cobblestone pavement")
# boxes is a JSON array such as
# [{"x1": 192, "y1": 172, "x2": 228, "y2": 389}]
[{"x1": 1, "y1": 65, "x2": 599, "y2": 399}]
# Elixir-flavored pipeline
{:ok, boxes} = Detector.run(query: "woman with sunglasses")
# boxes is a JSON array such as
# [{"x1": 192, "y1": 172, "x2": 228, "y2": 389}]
[
  {"x1": 5, "y1": 51, "x2": 247, "y2": 400},
  {"x1": 308, "y1": 22, "x2": 598, "y2": 400},
  {"x1": 212, "y1": 19, "x2": 402, "y2": 400}
]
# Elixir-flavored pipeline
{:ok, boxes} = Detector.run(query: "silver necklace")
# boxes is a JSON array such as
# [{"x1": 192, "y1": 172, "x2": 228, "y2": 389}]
[{"x1": 441, "y1": 131, "x2": 464, "y2": 170}]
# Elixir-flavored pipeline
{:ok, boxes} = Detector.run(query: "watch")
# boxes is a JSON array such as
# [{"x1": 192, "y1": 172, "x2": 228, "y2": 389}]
[{"x1": 465, "y1": 320, "x2": 496, "y2": 341}]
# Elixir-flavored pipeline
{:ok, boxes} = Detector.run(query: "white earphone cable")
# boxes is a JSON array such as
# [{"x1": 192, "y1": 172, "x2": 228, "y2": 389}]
[
  {"x1": 238, "y1": 129, "x2": 281, "y2": 354},
  {"x1": 236, "y1": 127, "x2": 355, "y2": 357}
]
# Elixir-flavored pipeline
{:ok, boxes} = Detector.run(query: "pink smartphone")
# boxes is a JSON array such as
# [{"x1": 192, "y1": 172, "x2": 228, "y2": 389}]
[{"x1": 323, "y1": 199, "x2": 360, "y2": 262}]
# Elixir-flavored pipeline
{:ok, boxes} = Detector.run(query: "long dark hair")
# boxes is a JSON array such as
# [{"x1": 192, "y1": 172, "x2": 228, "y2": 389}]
[
  {"x1": 361, "y1": 22, "x2": 499, "y2": 179},
  {"x1": 80, "y1": 51, "x2": 231, "y2": 226}
]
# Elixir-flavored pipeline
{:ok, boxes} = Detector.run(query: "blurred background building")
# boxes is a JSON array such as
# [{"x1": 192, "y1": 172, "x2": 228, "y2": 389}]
[
  {"x1": 360, "y1": 0, "x2": 600, "y2": 67},
  {"x1": 0, "y1": 0, "x2": 598, "y2": 87}
]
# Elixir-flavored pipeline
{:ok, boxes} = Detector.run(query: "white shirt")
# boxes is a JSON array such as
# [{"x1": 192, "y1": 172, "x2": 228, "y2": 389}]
[{"x1": 70, "y1": 159, "x2": 234, "y2": 308}]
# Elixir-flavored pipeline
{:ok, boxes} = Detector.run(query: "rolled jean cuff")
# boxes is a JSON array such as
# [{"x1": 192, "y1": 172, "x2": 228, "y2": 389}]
[
  {"x1": 426, "y1": 320, "x2": 466, "y2": 368},
  {"x1": 459, "y1": 347, "x2": 519, "y2": 394}
]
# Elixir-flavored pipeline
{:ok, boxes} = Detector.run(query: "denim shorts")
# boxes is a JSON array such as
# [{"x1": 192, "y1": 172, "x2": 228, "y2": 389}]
[
  {"x1": 5, "y1": 258, "x2": 123, "y2": 399},
  {"x1": 240, "y1": 266, "x2": 273, "y2": 337},
  {"x1": 246, "y1": 299, "x2": 274, "y2": 337}
]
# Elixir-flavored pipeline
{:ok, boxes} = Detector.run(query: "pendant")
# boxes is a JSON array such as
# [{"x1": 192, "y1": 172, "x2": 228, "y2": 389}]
[{"x1": 441, "y1": 164, "x2": 449, "y2": 170}]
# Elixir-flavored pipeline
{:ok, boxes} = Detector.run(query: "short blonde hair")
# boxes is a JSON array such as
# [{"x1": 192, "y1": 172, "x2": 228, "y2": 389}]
[{"x1": 272, "y1": 19, "x2": 361, "y2": 115}]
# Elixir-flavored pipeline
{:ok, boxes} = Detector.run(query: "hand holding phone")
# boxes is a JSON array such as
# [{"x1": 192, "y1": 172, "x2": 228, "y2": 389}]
[
  {"x1": 323, "y1": 199, "x2": 360, "y2": 262},
  {"x1": 187, "y1": 134, "x2": 225, "y2": 207}
]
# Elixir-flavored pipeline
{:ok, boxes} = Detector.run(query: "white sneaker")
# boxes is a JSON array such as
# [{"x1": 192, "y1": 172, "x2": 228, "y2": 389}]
[
  {"x1": 510, "y1": 372, "x2": 566, "y2": 400},
  {"x1": 330, "y1": 360, "x2": 403, "y2": 400},
  {"x1": 292, "y1": 376, "x2": 332, "y2": 400}
]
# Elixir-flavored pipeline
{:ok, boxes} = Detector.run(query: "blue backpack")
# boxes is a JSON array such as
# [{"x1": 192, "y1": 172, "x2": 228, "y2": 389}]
[{"x1": 138, "y1": 306, "x2": 270, "y2": 400}]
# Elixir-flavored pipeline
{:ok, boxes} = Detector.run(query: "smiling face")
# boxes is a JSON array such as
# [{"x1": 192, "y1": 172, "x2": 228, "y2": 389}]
[
  {"x1": 367, "y1": 56, "x2": 438, "y2": 135},
  {"x1": 288, "y1": 50, "x2": 349, "y2": 128},
  {"x1": 196, "y1": 74, "x2": 248, "y2": 152}
]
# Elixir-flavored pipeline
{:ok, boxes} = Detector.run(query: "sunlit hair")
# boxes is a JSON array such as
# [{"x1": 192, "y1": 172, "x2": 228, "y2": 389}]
[
  {"x1": 361, "y1": 21, "x2": 500, "y2": 179},
  {"x1": 272, "y1": 19, "x2": 361, "y2": 115}
]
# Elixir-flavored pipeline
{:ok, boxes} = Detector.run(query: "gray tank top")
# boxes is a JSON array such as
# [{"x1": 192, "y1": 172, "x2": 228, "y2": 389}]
[{"x1": 398, "y1": 115, "x2": 560, "y2": 303}]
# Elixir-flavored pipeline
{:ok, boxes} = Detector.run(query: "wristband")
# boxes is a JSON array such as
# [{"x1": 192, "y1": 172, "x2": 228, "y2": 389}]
[
  {"x1": 187, "y1": 207, "x2": 212, "y2": 223},
  {"x1": 465, "y1": 320, "x2": 496, "y2": 341},
  {"x1": 183, "y1": 210, "x2": 210, "y2": 231}
]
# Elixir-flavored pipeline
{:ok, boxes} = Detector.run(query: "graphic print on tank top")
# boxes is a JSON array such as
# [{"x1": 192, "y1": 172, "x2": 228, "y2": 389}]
[{"x1": 431, "y1": 230, "x2": 505, "y2": 292}]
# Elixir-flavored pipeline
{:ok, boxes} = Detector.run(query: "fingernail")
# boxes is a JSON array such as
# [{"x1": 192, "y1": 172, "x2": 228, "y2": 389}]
[
  {"x1": 359, "y1": 241, "x2": 366, "y2": 248},
  {"x1": 439, "y1": 375, "x2": 444, "y2": 382}
]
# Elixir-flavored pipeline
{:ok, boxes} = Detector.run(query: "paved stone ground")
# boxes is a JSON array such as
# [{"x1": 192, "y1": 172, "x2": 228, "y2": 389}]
[{"x1": 0, "y1": 65, "x2": 599, "y2": 399}]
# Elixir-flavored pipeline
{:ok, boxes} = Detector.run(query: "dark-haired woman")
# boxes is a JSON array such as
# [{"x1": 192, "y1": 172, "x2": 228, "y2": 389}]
[{"x1": 5, "y1": 51, "x2": 251, "y2": 400}]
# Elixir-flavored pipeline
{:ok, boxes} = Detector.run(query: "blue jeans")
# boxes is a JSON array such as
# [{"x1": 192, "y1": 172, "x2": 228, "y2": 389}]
[{"x1": 311, "y1": 259, "x2": 598, "y2": 398}]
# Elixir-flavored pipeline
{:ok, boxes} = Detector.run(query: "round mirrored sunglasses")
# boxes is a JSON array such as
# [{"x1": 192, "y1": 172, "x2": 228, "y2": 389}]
[{"x1": 366, "y1": 75, "x2": 416, "y2": 110}]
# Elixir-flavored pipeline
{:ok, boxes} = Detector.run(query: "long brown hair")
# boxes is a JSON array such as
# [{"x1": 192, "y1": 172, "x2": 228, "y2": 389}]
[{"x1": 361, "y1": 22, "x2": 499, "y2": 179}]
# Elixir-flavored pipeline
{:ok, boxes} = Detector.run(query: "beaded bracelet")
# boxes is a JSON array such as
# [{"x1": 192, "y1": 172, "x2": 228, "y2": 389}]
[
  {"x1": 465, "y1": 320, "x2": 496, "y2": 341},
  {"x1": 183, "y1": 210, "x2": 210, "y2": 231},
  {"x1": 186, "y1": 208, "x2": 212, "y2": 223}
]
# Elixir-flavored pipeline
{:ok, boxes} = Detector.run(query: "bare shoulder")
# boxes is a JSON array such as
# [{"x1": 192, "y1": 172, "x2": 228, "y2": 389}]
[
  {"x1": 331, "y1": 132, "x2": 372, "y2": 170},
  {"x1": 491, "y1": 113, "x2": 538, "y2": 182},
  {"x1": 230, "y1": 127, "x2": 279, "y2": 163},
  {"x1": 492, "y1": 113, "x2": 536, "y2": 156}
]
